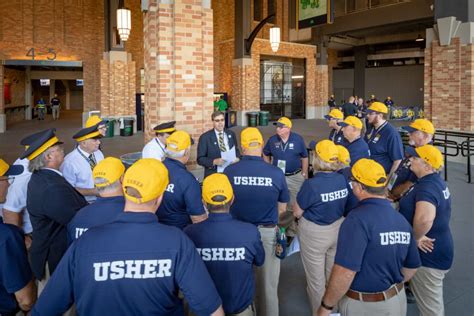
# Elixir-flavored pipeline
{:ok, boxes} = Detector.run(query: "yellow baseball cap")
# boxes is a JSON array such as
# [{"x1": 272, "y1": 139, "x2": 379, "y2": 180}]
[
  {"x1": 274, "y1": 117, "x2": 292, "y2": 128},
  {"x1": 351, "y1": 158, "x2": 387, "y2": 187},
  {"x1": 324, "y1": 109, "x2": 344, "y2": 120},
  {"x1": 202, "y1": 173, "x2": 233, "y2": 205},
  {"x1": 402, "y1": 119, "x2": 435, "y2": 135},
  {"x1": 368, "y1": 102, "x2": 388, "y2": 114},
  {"x1": 122, "y1": 158, "x2": 169, "y2": 204},
  {"x1": 241, "y1": 127, "x2": 263, "y2": 149},
  {"x1": 93, "y1": 157, "x2": 125, "y2": 188},
  {"x1": 338, "y1": 116, "x2": 363, "y2": 129},
  {"x1": 86, "y1": 115, "x2": 108, "y2": 128},
  {"x1": 336, "y1": 145, "x2": 351, "y2": 166},
  {"x1": 315, "y1": 140, "x2": 339, "y2": 163},
  {"x1": 405, "y1": 145, "x2": 443, "y2": 169},
  {"x1": 166, "y1": 130, "x2": 193, "y2": 152}
]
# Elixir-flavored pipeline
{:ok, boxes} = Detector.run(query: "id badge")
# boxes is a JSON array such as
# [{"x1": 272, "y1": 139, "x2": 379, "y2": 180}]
[
  {"x1": 387, "y1": 173, "x2": 398, "y2": 191},
  {"x1": 277, "y1": 160, "x2": 286, "y2": 174}
]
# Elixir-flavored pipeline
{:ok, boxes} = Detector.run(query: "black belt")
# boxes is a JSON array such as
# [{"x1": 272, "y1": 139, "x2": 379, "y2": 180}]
[
  {"x1": 258, "y1": 224, "x2": 277, "y2": 228},
  {"x1": 285, "y1": 169, "x2": 301, "y2": 176}
]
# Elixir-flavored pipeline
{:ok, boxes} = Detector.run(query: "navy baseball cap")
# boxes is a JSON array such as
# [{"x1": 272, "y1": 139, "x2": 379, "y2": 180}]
[{"x1": 0, "y1": 159, "x2": 24, "y2": 177}]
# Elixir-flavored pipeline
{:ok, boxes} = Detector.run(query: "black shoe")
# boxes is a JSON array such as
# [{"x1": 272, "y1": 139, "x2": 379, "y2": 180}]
[{"x1": 405, "y1": 287, "x2": 416, "y2": 304}]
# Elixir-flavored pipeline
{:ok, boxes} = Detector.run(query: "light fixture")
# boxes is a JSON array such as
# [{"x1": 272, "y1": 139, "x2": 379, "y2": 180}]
[
  {"x1": 117, "y1": 6, "x2": 131, "y2": 42},
  {"x1": 270, "y1": 26, "x2": 280, "y2": 53},
  {"x1": 415, "y1": 34, "x2": 424, "y2": 42}
]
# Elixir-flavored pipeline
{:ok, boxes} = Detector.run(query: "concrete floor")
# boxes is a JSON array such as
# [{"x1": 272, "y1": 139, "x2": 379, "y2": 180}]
[{"x1": 1, "y1": 110, "x2": 473, "y2": 315}]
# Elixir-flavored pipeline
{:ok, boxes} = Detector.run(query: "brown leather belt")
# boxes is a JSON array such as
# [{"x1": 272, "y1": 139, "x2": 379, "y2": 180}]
[{"x1": 346, "y1": 282, "x2": 404, "y2": 302}]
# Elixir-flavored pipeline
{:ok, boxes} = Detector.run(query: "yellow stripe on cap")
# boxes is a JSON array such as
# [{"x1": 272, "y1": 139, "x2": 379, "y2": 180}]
[
  {"x1": 75, "y1": 131, "x2": 101, "y2": 142},
  {"x1": 27, "y1": 136, "x2": 60, "y2": 161},
  {"x1": 0, "y1": 159, "x2": 9, "y2": 177},
  {"x1": 156, "y1": 127, "x2": 176, "y2": 134}
]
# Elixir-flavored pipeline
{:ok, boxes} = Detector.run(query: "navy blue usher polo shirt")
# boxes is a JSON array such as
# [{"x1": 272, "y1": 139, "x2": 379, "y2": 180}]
[
  {"x1": 335, "y1": 198, "x2": 421, "y2": 292},
  {"x1": 399, "y1": 173, "x2": 453, "y2": 270},
  {"x1": 184, "y1": 213, "x2": 264, "y2": 314},
  {"x1": 224, "y1": 156, "x2": 290, "y2": 226},
  {"x1": 329, "y1": 129, "x2": 346, "y2": 145},
  {"x1": 365, "y1": 122, "x2": 404, "y2": 173},
  {"x1": 344, "y1": 137, "x2": 370, "y2": 166},
  {"x1": 263, "y1": 132, "x2": 308, "y2": 174},
  {"x1": 67, "y1": 196, "x2": 125, "y2": 245},
  {"x1": 0, "y1": 224, "x2": 32, "y2": 314},
  {"x1": 157, "y1": 158, "x2": 205, "y2": 230},
  {"x1": 32, "y1": 212, "x2": 222, "y2": 316},
  {"x1": 297, "y1": 172, "x2": 348, "y2": 225}
]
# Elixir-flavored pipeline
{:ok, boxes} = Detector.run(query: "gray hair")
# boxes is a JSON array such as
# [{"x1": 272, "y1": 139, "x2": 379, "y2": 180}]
[
  {"x1": 166, "y1": 148, "x2": 187, "y2": 159},
  {"x1": 313, "y1": 155, "x2": 339, "y2": 172},
  {"x1": 94, "y1": 177, "x2": 122, "y2": 194},
  {"x1": 28, "y1": 150, "x2": 49, "y2": 172}
]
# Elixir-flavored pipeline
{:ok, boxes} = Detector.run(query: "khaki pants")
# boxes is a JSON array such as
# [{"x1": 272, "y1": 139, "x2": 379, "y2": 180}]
[
  {"x1": 52, "y1": 105, "x2": 60, "y2": 120},
  {"x1": 256, "y1": 226, "x2": 280, "y2": 316},
  {"x1": 338, "y1": 287, "x2": 407, "y2": 316},
  {"x1": 411, "y1": 266, "x2": 448, "y2": 316},
  {"x1": 280, "y1": 173, "x2": 305, "y2": 236},
  {"x1": 298, "y1": 216, "x2": 344, "y2": 312},
  {"x1": 227, "y1": 304, "x2": 254, "y2": 316}
]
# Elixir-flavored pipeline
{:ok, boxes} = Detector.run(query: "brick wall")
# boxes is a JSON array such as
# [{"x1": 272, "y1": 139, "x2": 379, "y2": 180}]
[
  {"x1": 143, "y1": 0, "x2": 214, "y2": 162},
  {"x1": 424, "y1": 38, "x2": 474, "y2": 131},
  {"x1": 230, "y1": 39, "x2": 318, "y2": 113},
  {"x1": 100, "y1": 56, "x2": 136, "y2": 117},
  {"x1": 0, "y1": 0, "x2": 104, "y2": 112},
  {"x1": 125, "y1": 0, "x2": 144, "y2": 92}
]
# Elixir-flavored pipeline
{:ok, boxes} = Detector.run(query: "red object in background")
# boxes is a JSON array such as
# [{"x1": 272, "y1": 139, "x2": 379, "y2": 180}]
[{"x1": 4, "y1": 83, "x2": 11, "y2": 104}]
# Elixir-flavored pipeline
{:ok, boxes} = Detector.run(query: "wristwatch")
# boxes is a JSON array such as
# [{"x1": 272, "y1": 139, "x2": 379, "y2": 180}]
[{"x1": 321, "y1": 300, "x2": 334, "y2": 311}]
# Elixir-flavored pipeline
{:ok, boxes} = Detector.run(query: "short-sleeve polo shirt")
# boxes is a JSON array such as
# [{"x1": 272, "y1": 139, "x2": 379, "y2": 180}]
[
  {"x1": 297, "y1": 172, "x2": 349, "y2": 225},
  {"x1": 32, "y1": 212, "x2": 222, "y2": 316},
  {"x1": 399, "y1": 173, "x2": 453, "y2": 270},
  {"x1": 335, "y1": 198, "x2": 421, "y2": 292},
  {"x1": 224, "y1": 156, "x2": 290, "y2": 225},
  {"x1": 0, "y1": 224, "x2": 32, "y2": 314},
  {"x1": 184, "y1": 213, "x2": 265, "y2": 314},
  {"x1": 157, "y1": 159, "x2": 205, "y2": 230},
  {"x1": 365, "y1": 122, "x2": 404, "y2": 173},
  {"x1": 263, "y1": 132, "x2": 308, "y2": 174}
]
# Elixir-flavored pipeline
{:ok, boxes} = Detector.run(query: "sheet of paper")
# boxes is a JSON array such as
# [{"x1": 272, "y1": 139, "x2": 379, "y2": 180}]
[
  {"x1": 217, "y1": 146, "x2": 236, "y2": 173},
  {"x1": 287, "y1": 235, "x2": 300, "y2": 257}
]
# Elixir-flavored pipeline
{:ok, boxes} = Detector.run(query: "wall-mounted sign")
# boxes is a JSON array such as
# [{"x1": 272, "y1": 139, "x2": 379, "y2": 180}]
[
  {"x1": 298, "y1": 0, "x2": 334, "y2": 29},
  {"x1": 26, "y1": 48, "x2": 57, "y2": 61},
  {"x1": 40, "y1": 79, "x2": 50, "y2": 86},
  {"x1": 76, "y1": 79, "x2": 84, "y2": 87}
]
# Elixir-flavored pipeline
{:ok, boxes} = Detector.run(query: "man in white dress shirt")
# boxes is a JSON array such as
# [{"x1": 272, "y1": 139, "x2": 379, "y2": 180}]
[
  {"x1": 142, "y1": 121, "x2": 176, "y2": 161},
  {"x1": 61, "y1": 125, "x2": 104, "y2": 202}
]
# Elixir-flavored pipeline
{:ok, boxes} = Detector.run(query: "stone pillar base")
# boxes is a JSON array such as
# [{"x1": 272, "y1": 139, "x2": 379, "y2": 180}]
[
  {"x1": 0, "y1": 114, "x2": 6, "y2": 133},
  {"x1": 306, "y1": 106, "x2": 328, "y2": 119}
]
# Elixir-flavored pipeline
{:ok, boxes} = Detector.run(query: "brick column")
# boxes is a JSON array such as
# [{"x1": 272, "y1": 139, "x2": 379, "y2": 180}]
[
  {"x1": 0, "y1": 65, "x2": 5, "y2": 133},
  {"x1": 424, "y1": 38, "x2": 474, "y2": 131},
  {"x1": 143, "y1": 0, "x2": 214, "y2": 157}
]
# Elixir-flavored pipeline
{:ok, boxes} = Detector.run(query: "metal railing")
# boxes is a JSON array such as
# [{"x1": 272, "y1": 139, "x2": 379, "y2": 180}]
[{"x1": 400, "y1": 129, "x2": 474, "y2": 183}]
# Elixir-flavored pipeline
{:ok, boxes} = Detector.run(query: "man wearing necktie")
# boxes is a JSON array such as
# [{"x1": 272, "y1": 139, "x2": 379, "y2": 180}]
[
  {"x1": 61, "y1": 124, "x2": 105, "y2": 202},
  {"x1": 197, "y1": 111, "x2": 240, "y2": 179}
]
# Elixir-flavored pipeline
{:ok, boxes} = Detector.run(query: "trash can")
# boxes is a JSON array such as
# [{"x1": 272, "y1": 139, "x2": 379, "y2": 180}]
[
  {"x1": 246, "y1": 112, "x2": 259, "y2": 127},
  {"x1": 259, "y1": 111, "x2": 269, "y2": 126},
  {"x1": 120, "y1": 152, "x2": 142, "y2": 169},
  {"x1": 105, "y1": 119, "x2": 115, "y2": 138},
  {"x1": 120, "y1": 118, "x2": 134, "y2": 137}
]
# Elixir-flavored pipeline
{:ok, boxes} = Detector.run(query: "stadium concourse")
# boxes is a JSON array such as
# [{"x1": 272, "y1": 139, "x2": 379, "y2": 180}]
[{"x1": 0, "y1": 109, "x2": 472, "y2": 316}]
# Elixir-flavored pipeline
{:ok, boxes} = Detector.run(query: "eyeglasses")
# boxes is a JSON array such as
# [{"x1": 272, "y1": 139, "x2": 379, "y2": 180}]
[{"x1": 213, "y1": 119, "x2": 225, "y2": 122}]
